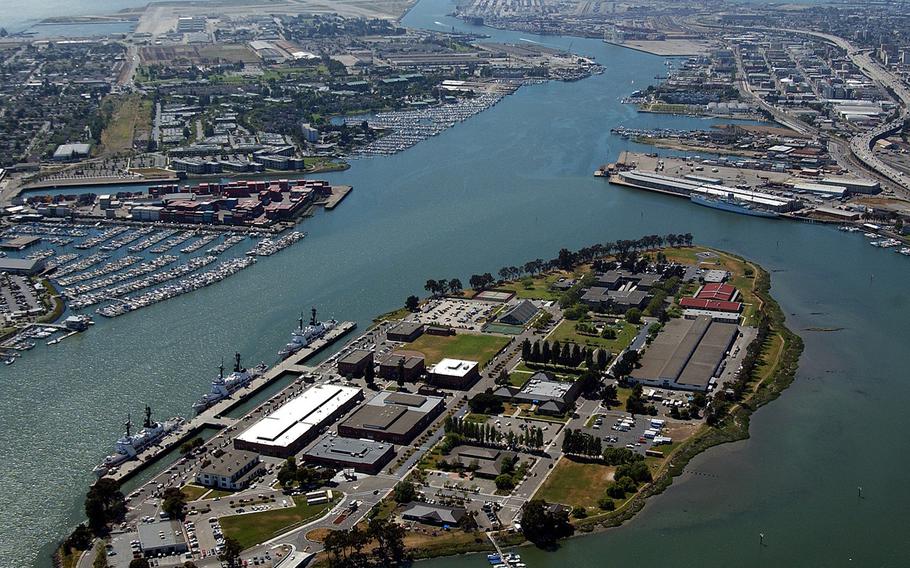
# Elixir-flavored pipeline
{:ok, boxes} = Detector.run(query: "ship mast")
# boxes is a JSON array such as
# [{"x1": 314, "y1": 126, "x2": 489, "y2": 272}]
[
  {"x1": 125, "y1": 413, "x2": 131, "y2": 437},
  {"x1": 219, "y1": 357, "x2": 224, "y2": 379},
  {"x1": 298, "y1": 313, "x2": 304, "y2": 331},
  {"x1": 234, "y1": 352, "x2": 241, "y2": 373},
  {"x1": 310, "y1": 307, "x2": 317, "y2": 326},
  {"x1": 144, "y1": 405, "x2": 152, "y2": 429}
]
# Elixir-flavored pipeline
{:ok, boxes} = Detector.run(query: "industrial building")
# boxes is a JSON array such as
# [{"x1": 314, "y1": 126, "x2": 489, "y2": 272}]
[
  {"x1": 195, "y1": 449, "x2": 264, "y2": 490},
  {"x1": 302, "y1": 433, "x2": 396, "y2": 474},
  {"x1": 378, "y1": 350, "x2": 426, "y2": 382},
  {"x1": 614, "y1": 169, "x2": 795, "y2": 212},
  {"x1": 235, "y1": 384, "x2": 363, "y2": 457},
  {"x1": 386, "y1": 321, "x2": 425, "y2": 342},
  {"x1": 819, "y1": 176, "x2": 880, "y2": 194},
  {"x1": 0, "y1": 258, "x2": 45, "y2": 275},
  {"x1": 630, "y1": 316, "x2": 739, "y2": 391},
  {"x1": 493, "y1": 371, "x2": 581, "y2": 415},
  {"x1": 138, "y1": 520, "x2": 188, "y2": 558},
  {"x1": 426, "y1": 358, "x2": 480, "y2": 389},
  {"x1": 337, "y1": 349, "x2": 374, "y2": 378},
  {"x1": 338, "y1": 391, "x2": 444, "y2": 444}
]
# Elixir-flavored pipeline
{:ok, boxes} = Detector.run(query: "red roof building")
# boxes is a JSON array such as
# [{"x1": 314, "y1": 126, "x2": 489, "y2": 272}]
[
  {"x1": 695, "y1": 283, "x2": 737, "y2": 302},
  {"x1": 679, "y1": 297, "x2": 742, "y2": 313}
]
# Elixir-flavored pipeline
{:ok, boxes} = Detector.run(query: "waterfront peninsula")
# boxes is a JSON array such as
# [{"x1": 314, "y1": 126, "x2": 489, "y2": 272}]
[{"x1": 59, "y1": 236, "x2": 801, "y2": 568}]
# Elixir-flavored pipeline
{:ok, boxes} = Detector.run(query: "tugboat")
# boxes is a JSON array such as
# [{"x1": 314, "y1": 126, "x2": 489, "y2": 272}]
[
  {"x1": 93, "y1": 406, "x2": 184, "y2": 477},
  {"x1": 278, "y1": 307, "x2": 338, "y2": 359},
  {"x1": 192, "y1": 353, "x2": 266, "y2": 415}
]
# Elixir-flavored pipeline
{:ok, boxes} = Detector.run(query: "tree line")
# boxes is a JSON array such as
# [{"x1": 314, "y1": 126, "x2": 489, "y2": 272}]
[
  {"x1": 443, "y1": 415, "x2": 545, "y2": 451},
  {"x1": 411, "y1": 233, "x2": 695, "y2": 302},
  {"x1": 521, "y1": 338, "x2": 608, "y2": 370}
]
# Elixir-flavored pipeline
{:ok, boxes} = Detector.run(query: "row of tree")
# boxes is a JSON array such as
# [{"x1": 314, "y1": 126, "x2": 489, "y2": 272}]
[
  {"x1": 424, "y1": 278, "x2": 463, "y2": 297},
  {"x1": 521, "y1": 338, "x2": 607, "y2": 369},
  {"x1": 562, "y1": 428, "x2": 603, "y2": 457},
  {"x1": 413, "y1": 233, "x2": 696, "y2": 301},
  {"x1": 443, "y1": 416, "x2": 545, "y2": 450}
]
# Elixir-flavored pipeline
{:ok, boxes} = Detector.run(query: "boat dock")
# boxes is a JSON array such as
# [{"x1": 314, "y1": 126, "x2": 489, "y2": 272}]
[{"x1": 102, "y1": 321, "x2": 357, "y2": 484}]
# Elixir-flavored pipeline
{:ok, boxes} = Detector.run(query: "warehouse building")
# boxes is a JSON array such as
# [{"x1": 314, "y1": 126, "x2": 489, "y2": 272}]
[
  {"x1": 819, "y1": 176, "x2": 880, "y2": 194},
  {"x1": 378, "y1": 350, "x2": 426, "y2": 382},
  {"x1": 427, "y1": 358, "x2": 480, "y2": 389},
  {"x1": 337, "y1": 349, "x2": 374, "y2": 378},
  {"x1": 615, "y1": 170, "x2": 795, "y2": 212},
  {"x1": 302, "y1": 433, "x2": 395, "y2": 474},
  {"x1": 339, "y1": 391, "x2": 444, "y2": 444},
  {"x1": 630, "y1": 316, "x2": 738, "y2": 392},
  {"x1": 387, "y1": 321, "x2": 425, "y2": 342},
  {"x1": 235, "y1": 384, "x2": 363, "y2": 457},
  {"x1": 0, "y1": 258, "x2": 45, "y2": 275},
  {"x1": 138, "y1": 520, "x2": 188, "y2": 558}
]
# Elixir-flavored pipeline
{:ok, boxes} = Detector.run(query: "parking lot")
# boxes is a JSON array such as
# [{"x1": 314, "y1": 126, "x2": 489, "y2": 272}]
[
  {"x1": 0, "y1": 274, "x2": 45, "y2": 319},
  {"x1": 582, "y1": 409, "x2": 673, "y2": 455},
  {"x1": 414, "y1": 298, "x2": 499, "y2": 332}
]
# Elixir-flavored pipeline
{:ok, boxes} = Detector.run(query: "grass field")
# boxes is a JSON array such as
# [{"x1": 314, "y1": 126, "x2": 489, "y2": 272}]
[
  {"x1": 99, "y1": 94, "x2": 148, "y2": 156},
  {"x1": 534, "y1": 457, "x2": 615, "y2": 509},
  {"x1": 220, "y1": 497, "x2": 335, "y2": 549},
  {"x1": 180, "y1": 484, "x2": 208, "y2": 501},
  {"x1": 548, "y1": 319, "x2": 638, "y2": 352},
  {"x1": 404, "y1": 332, "x2": 509, "y2": 367},
  {"x1": 497, "y1": 272, "x2": 567, "y2": 301}
]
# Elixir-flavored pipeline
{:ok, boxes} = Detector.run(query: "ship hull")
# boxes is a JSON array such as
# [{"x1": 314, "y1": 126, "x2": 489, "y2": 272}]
[{"x1": 690, "y1": 195, "x2": 779, "y2": 218}]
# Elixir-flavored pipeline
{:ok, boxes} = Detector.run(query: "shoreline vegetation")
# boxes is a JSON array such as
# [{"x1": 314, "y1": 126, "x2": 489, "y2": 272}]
[
  {"x1": 54, "y1": 243, "x2": 802, "y2": 568},
  {"x1": 309, "y1": 244, "x2": 803, "y2": 566}
]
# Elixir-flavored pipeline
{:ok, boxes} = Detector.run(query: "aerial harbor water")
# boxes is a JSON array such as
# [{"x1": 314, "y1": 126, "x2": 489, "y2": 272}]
[{"x1": 1, "y1": 0, "x2": 908, "y2": 567}]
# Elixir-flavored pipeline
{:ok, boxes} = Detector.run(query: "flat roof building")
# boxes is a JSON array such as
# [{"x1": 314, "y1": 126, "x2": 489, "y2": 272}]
[
  {"x1": 339, "y1": 390, "x2": 444, "y2": 445},
  {"x1": 302, "y1": 433, "x2": 395, "y2": 475},
  {"x1": 195, "y1": 449, "x2": 263, "y2": 490},
  {"x1": 387, "y1": 321, "x2": 425, "y2": 342},
  {"x1": 630, "y1": 316, "x2": 738, "y2": 391},
  {"x1": 235, "y1": 384, "x2": 363, "y2": 457},
  {"x1": 427, "y1": 358, "x2": 480, "y2": 389},
  {"x1": 138, "y1": 520, "x2": 188, "y2": 558},
  {"x1": 378, "y1": 350, "x2": 426, "y2": 382},
  {"x1": 337, "y1": 349, "x2": 374, "y2": 378}
]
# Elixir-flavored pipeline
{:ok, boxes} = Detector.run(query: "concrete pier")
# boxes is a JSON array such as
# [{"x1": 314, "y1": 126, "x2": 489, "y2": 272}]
[{"x1": 101, "y1": 321, "x2": 356, "y2": 484}]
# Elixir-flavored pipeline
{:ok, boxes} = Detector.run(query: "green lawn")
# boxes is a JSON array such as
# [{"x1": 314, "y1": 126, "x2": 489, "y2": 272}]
[
  {"x1": 204, "y1": 488, "x2": 237, "y2": 500},
  {"x1": 508, "y1": 369, "x2": 532, "y2": 387},
  {"x1": 220, "y1": 497, "x2": 336, "y2": 549},
  {"x1": 404, "y1": 332, "x2": 510, "y2": 367},
  {"x1": 549, "y1": 319, "x2": 638, "y2": 352},
  {"x1": 534, "y1": 457, "x2": 615, "y2": 509},
  {"x1": 181, "y1": 484, "x2": 208, "y2": 501},
  {"x1": 498, "y1": 273, "x2": 567, "y2": 301}
]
